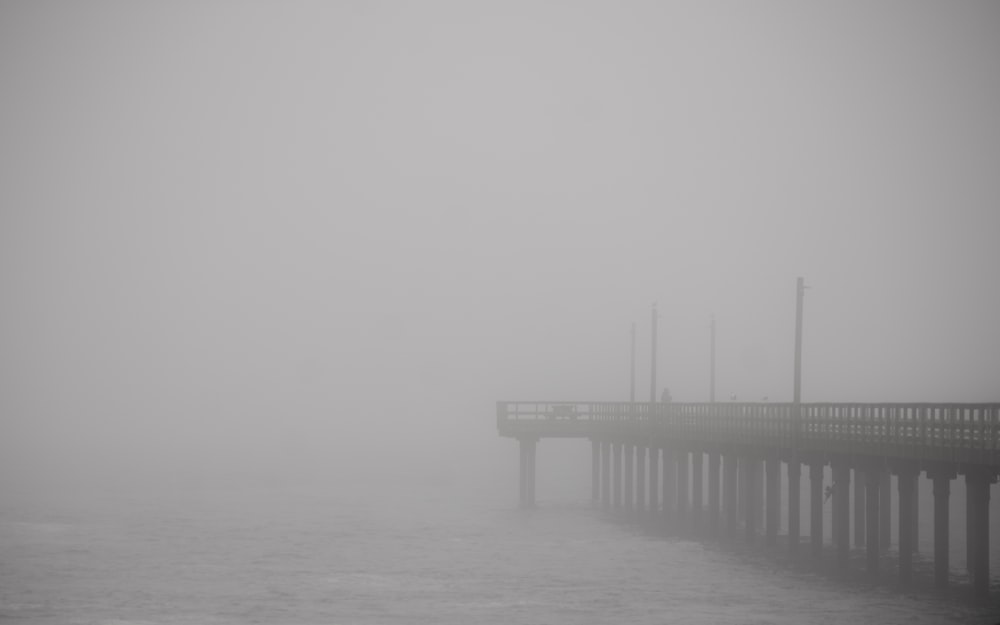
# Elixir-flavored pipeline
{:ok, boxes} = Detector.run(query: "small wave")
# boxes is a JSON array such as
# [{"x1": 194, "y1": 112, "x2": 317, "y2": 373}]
[
  {"x1": 460, "y1": 598, "x2": 537, "y2": 610},
  {"x1": 1, "y1": 520, "x2": 72, "y2": 533},
  {"x1": 326, "y1": 572, "x2": 400, "y2": 588}
]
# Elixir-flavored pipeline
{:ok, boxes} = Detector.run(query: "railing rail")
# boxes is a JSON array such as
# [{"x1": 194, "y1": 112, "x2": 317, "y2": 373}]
[{"x1": 496, "y1": 401, "x2": 1000, "y2": 464}]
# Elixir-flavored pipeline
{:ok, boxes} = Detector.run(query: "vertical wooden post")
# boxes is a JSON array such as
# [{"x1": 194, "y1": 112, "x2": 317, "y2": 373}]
[
  {"x1": 649, "y1": 445, "x2": 660, "y2": 519},
  {"x1": 931, "y1": 472, "x2": 951, "y2": 589},
  {"x1": 766, "y1": 455, "x2": 780, "y2": 546},
  {"x1": 662, "y1": 447, "x2": 674, "y2": 524},
  {"x1": 601, "y1": 441, "x2": 611, "y2": 511},
  {"x1": 810, "y1": 461, "x2": 824, "y2": 557},
  {"x1": 724, "y1": 452, "x2": 738, "y2": 540},
  {"x1": 692, "y1": 450, "x2": 704, "y2": 531},
  {"x1": 745, "y1": 456, "x2": 758, "y2": 543},
  {"x1": 911, "y1": 474, "x2": 919, "y2": 553},
  {"x1": 527, "y1": 439, "x2": 536, "y2": 507},
  {"x1": 966, "y1": 470, "x2": 994, "y2": 600},
  {"x1": 676, "y1": 450, "x2": 689, "y2": 531},
  {"x1": 788, "y1": 459, "x2": 801, "y2": 553},
  {"x1": 834, "y1": 462, "x2": 851, "y2": 570},
  {"x1": 518, "y1": 438, "x2": 537, "y2": 508},
  {"x1": 738, "y1": 456, "x2": 747, "y2": 523},
  {"x1": 709, "y1": 451, "x2": 721, "y2": 537},
  {"x1": 879, "y1": 469, "x2": 891, "y2": 552},
  {"x1": 866, "y1": 468, "x2": 880, "y2": 576},
  {"x1": 853, "y1": 468, "x2": 866, "y2": 548},
  {"x1": 636, "y1": 445, "x2": 647, "y2": 514},
  {"x1": 624, "y1": 444, "x2": 634, "y2": 512},
  {"x1": 897, "y1": 467, "x2": 917, "y2": 585},
  {"x1": 591, "y1": 439, "x2": 599, "y2": 506},
  {"x1": 517, "y1": 438, "x2": 528, "y2": 508},
  {"x1": 614, "y1": 442, "x2": 623, "y2": 510}
]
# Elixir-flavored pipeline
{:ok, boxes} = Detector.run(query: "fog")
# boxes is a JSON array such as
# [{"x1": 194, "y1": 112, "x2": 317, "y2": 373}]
[{"x1": 2, "y1": 2, "x2": 999, "y2": 494}]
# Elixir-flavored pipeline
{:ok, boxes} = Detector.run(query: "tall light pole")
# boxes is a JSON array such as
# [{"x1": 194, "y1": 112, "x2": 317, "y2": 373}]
[
  {"x1": 793, "y1": 277, "x2": 806, "y2": 404},
  {"x1": 650, "y1": 303, "x2": 658, "y2": 403},
  {"x1": 630, "y1": 322, "x2": 636, "y2": 403},
  {"x1": 710, "y1": 315, "x2": 716, "y2": 403}
]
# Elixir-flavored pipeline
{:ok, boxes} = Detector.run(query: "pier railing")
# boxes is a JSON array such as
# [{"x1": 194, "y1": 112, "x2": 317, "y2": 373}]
[{"x1": 496, "y1": 401, "x2": 1000, "y2": 466}]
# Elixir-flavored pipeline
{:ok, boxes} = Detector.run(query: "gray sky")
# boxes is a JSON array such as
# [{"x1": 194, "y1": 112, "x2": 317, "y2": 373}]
[{"x1": 2, "y1": 1, "x2": 998, "y2": 487}]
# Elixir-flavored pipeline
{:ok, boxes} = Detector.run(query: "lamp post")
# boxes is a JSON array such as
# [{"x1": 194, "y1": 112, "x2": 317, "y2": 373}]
[
  {"x1": 710, "y1": 315, "x2": 716, "y2": 403},
  {"x1": 650, "y1": 303, "x2": 658, "y2": 403},
  {"x1": 630, "y1": 322, "x2": 636, "y2": 403}
]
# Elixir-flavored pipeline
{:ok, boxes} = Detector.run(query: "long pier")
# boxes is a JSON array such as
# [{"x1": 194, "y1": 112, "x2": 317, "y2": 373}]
[{"x1": 497, "y1": 401, "x2": 1000, "y2": 599}]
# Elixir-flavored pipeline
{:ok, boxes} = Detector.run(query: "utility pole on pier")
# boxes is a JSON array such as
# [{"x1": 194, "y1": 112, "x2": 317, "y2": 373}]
[
  {"x1": 794, "y1": 277, "x2": 805, "y2": 404},
  {"x1": 710, "y1": 315, "x2": 716, "y2": 403},
  {"x1": 650, "y1": 303, "x2": 658, "y2": 403},
  {"x1": 630, "y1": 322, "x2": 636, "y2": 403}
]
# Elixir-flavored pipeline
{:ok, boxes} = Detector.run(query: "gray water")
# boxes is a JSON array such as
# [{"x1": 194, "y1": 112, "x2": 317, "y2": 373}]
[{"x1": 2, "y1": 472, "x2": 998, "y2": 625}]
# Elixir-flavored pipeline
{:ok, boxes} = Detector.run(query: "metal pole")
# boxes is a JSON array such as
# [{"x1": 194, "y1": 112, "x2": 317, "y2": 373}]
[
  {"x1": 650, "y1": 303, "x2": 658, "y2": 403},
  {"x1": 793, "y1": 278, "x2": 805, "y2": 446},
  {"x1": 630, "y1": 322, "x2": 636, "y2": 403},
  {"x1": 793, "y1": 277, "x2": 804, "y2": 404},
  {"x1": 710, "y1": 315, "x2": 716, "y2": 403}
]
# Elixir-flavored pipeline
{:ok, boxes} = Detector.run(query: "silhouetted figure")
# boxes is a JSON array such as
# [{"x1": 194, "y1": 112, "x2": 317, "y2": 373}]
[
  {"x1": 824, "y1": 484, "x2": 834, "y2": 503},
  {"x1": 660, "y1": 388, "x2": 672, "y2": 403}
]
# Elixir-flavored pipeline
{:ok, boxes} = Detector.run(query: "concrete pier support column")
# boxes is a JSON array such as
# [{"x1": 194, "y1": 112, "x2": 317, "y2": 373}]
[
  {"x1": 724, "y1": 452, "x2": 738, "y2": 540},
  {"x1": 676, "y1": 450, "x2": 689, "y2": 531},
  {"x1": 810, "y1": 461, "x2": 824, "y2": 558},
  {"x1": 896, "y1": 467, "x2": 917, "y2": 586},
  {"x1": 931, "y1": 472, "x2": 951, "y2": 590},
  {"x1": 738, "y1": 456, "x2": 747, "y2": 523},
  {"x1": 754, "y1": 459, "x2": 765, "y2": 531},
  {"x1": 853, "y1": 468, "x2": 866, "y2": 548},
  {"x1": 591, "y1": 440, "x2": 600, "y2": 506},
  {"x1": 966, "y1": 478, "x2": 973, "y2": 579},
  {"x1": 865, "y1": 468, "x2": 880, "y2": 576},
  {"x1": 601, "y1": 441, "x2": 611, "y2": 511},
  {"x1": 662, "y1": 448, "x2": 675, "y2": 523},
  {"x1": 692, "y1": 451, "x2": 704, "y2": 531},
  {"x1": 765, "y1": 455, "x2": 780, "y2": 547},
  {"x1": 519, "y1": 439, "x2": 527, "y2": 507},
  {"x1": 788, "y1": 459, "x2": 801, "y2": 553},
  {"x1": 613, "y1": 443, "x2": 623, "y2": 510},
  {"x1": 527, "y1": 440, "x2": 536, "y2": 506},
  {"x1": 636, "y1": 446, "x2": 647, "y2": 514},
  {"x1": 624, "y1": 444, "x2": 635, "y2": 512},
  {"x1": 518, "y1": 437, "x2": 536, "y2": 508},
  {"x1": 649, "y1": 445, "x2": 660, "y2": 519},
  {"x1": 833, "y1": 463, "x2": 850, "y2": 570},
  {"x1": 910, "y1": 477, "x2": 919, "y2": 553},
  {"x1": 745, "y1": 456, "x2": 758, "y2": 543},
  {"x1": 966, "y1": 470, "x2": 994, "y2": 600},
  {"x1": 708, "y1": 452, "x2": 721, "y2": 538},
  {"x1": 879, "y1": 468, "x2": 891, "y2": 553}
]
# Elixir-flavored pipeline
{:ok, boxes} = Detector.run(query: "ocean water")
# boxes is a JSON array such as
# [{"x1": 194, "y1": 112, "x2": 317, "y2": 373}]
[{"x1": 1, "y1": 474, "x2": 998, "y2": 625}]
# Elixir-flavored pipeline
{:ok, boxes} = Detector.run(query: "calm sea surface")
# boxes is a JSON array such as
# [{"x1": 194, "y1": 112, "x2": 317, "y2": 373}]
[{"x1": 2, "y1": 475, "x2": 998, "y2": 625}]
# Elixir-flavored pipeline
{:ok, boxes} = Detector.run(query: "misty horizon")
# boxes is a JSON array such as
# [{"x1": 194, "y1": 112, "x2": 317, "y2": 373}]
[{"x1": 1, "y1": 0, "x2": 999, "y2": 574}]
